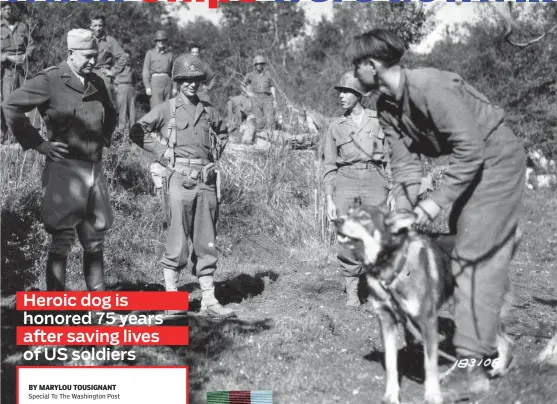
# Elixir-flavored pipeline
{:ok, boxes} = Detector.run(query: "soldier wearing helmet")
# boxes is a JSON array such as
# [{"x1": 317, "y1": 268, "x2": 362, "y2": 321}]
[
  {"x1": 130, "y1": 53, "x2": 234, "y2": 318},
  {"x1": 323, "y1": 71, "x2": 391, "y2": 308},
  {"x1": 241, "y1": 55, "x2": 277, "y2": 137},
  {"x1": 142, "y1": 30, "x2": 177, "y2": 109}
]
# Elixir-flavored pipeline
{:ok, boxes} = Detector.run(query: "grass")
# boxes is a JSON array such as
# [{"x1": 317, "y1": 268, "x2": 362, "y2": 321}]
[{"x1": 1, "y1": 135, "x2": 556, "y2": 404}]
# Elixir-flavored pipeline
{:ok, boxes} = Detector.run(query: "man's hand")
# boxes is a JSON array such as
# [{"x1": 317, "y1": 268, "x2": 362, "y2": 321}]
[
  {"x1": 102, "y1": 69, "x2": 114, "y2": 78},
  {"x1": 272, "y1": 99, "x2": 278, "y2": 108},
  {"x1": 163, "y1": 148, "x2": 173, "y2": 160},
  {"x1": 146, "y1": 88, "x2": 152, "y2": 96},
  {"x1": 326, "y1": 195, "x2": 337, "y2": 222},
  {"x1": 413, "y1": 198, "x2": 441, "y2": 226},
  {"x1": 36, "y1": 141, "x2": 69, "y2": 162}
]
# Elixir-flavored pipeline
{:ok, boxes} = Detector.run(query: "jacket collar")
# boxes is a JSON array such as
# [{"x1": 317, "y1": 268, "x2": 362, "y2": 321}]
[
  {"x1": 175, "y1": 94, "x2": 210, "y2": 126},
  {"x1": 60, "y1": 61, "x2": 99, "y2": 97},
  {"x1": 339, "y1": 108, "x2": 377, "y2": 128}
]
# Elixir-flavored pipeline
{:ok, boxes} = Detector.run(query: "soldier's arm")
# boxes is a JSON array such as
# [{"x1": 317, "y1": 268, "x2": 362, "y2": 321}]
[
  {"x1": 322, "y1": 123, "x2": 338, "y2": 196},
  {"x1": 129, "y1": 105, "x2": 168, "y2": 160},
  {"x1": 1, "y1": 72, "x2": 51, "y2": 150},
  {"x1": 423, "y1": 83, "x2": 484, "y2": 208},
  {"x1": 379, "y1": 110, "x2": 422, "y2": 211},
  {"x1": 109, "y1": 37, "x2": 127, "y2": 76},
  {"x1": 142, "y1": 50, "x2": 151, "y2": 91},
  {"x1": 98, "y1": 76, "x2": 118, "y2": 147}
]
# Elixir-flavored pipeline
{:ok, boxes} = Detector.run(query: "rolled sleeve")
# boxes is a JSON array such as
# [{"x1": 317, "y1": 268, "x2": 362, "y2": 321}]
[
  {"x1": 323, "y1": 124, "x2": 338, "y2": 196},
  {"x1": 425, "y1": 85, "x2": 484, "y2": 207},
  {"x1": 380, "y1": 112, "x2": 422, "y2": 211},
  {"x1": 129, "y1": 104, "x2": 168, "y2": 160}
]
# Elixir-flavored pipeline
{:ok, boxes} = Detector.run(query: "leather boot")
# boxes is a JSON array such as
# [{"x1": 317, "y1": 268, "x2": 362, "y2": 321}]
[
  {"x1": 162, "y1": 268, "x2": 188, "y2": 317},
  {"x1": 199, "y1": 276, "x2": 236, "y2": 318},
  {"x1": 46, "y1": 253, "x2": 68, "y2": 291},
  {"x1": 344, "y1": 276, "x2": 361, "y2": 308},
  {"x1": 83, "y1": 250, "x2": 105, "y2": 291}
]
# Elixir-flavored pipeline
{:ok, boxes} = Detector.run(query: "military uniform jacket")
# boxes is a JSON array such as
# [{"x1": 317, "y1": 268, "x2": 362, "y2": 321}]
[
  {"x1": 130, "y1": 95, "x2": 228, "y2": 163},
  {"x1": 323, "y1": 108, "x2": 388, "y2": 195},
  {"x1": 378, "y1": 67, "x2": 507, "y2": 210},
  {"x1": 142, "y1": 48, "x2": 174, "y2": 88},
  {"x1": 2, "y1": 61, "x2": 117, "y2": 161},
  {"x1": 1, "y1": 20, "x2": 34, "y2": 61},
  {"x1": 244, "y1": 70, "x2": 274, "y2": 95},
  {"x1": 94, "y1": 34, "x2": 126, "y2": 76}
]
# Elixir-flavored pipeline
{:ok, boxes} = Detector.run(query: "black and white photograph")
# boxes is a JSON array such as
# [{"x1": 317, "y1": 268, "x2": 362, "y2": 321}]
[{"x1": 1, "y1": 1, "x2": 556, "y2": 403}]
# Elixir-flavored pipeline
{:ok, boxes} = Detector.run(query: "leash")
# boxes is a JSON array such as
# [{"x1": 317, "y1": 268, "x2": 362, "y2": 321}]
[{"x1": 375, "y1": 247, "x2": 458, "y2": 364}]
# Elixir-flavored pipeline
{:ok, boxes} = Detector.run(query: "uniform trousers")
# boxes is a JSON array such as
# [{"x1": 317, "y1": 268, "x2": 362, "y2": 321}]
[{"x1": 335, "y1": 165, "x2": 389, "y2": 277}]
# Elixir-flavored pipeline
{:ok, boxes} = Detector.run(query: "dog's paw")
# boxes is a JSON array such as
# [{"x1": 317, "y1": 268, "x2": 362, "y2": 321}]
[{"x1": 381, "y1": 394, "x2": 401, "y2": 404}]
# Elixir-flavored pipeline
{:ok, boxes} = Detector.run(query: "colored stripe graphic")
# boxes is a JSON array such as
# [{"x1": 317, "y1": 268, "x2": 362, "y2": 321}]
[{"x1": 207, "y1": 391, "x2": 272, "y2": 404}]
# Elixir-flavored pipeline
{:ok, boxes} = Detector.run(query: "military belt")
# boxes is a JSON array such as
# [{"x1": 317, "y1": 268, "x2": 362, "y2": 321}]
[
  {"x1": 175, "y1": 157, "x2": 211, "y2": 166},
  {"x1": 341, "y1": 161, "x2": 382, "y2": 170}
]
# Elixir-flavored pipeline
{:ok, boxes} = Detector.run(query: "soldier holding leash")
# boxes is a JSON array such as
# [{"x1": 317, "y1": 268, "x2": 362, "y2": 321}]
[
  {"x1": 130, "y1": 54, "x2": 234, "y2": 318},
  {"x1": 324, "y1": 71, "x2": 391, "y2": 308},
  {"x1": 2, "y1": 29, "x2": 117, "y2": 291},
  {"x1": 347, "y1": 29, "x2": 524, "y2": 398}
]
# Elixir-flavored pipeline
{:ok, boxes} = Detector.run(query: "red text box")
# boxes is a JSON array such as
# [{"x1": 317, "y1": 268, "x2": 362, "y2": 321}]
[
  {"x1": 16, "y1": 326, "x2": 189, "y2": 346},
  {"x1": 16, "y1": 291, "x2": 189, "y2": 311}
]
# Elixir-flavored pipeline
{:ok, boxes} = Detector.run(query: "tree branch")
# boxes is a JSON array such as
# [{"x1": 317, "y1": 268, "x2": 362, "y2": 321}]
[{"x1": 495, "y1": 2, "x2": 557, "y2": 48}]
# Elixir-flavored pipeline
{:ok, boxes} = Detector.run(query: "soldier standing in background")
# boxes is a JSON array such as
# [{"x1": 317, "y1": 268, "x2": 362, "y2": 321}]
[
  {"x1": 323, "y1": 71, "x2": 391, "y2": 308},
  {"x1": 1, "y1": 2, "x2": 34, "y2": 144},
  {"x1": 143, "y1": 30, "x2": 176, "y2": 109},
  {"x1": 115, "y1": 52, "x2": 136, "y2": 135},
  {"x1": 242, "y1": 55, "x2": 277, "y2": 135},
  {"x1": 2, "y1": 29, "x2": 117, "y2": 291},
  {"x1": 90, "y1": 13, "x2": 126, "y2": 105},
  {"x1": 190, "y1": 44, "x2": 216, "y2": 103}
]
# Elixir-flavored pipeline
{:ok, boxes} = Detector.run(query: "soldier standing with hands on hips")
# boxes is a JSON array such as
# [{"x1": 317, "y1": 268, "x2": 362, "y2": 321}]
[
  {"x1": 347, "y1": 29, "x2": 524, "y2": 401},
  {"x1": 2, "y1": 29, "x2": 117, "y2": 291},
  {"x1": 130, "y1": 54, "x2": 234, "y2": 318}
]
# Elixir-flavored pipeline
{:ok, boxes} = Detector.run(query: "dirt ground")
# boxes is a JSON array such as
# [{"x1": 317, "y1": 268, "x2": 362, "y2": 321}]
[{"x1": 1, "y1": 190, "x2": 556, "y2": 404}]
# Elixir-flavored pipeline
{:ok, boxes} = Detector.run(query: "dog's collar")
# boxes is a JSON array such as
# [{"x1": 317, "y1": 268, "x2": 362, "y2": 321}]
[{"x1": 375, "y1": 239, "x2": 411, "y2": 289}]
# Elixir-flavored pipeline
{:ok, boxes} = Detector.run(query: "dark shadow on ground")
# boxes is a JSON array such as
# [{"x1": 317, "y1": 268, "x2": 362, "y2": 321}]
[
  {"x1": 1, "y1": 298, "x2": 274, "y2": 404},
  {"x1": 363, "y1": 316, "x2": 456, "y2": 384}
]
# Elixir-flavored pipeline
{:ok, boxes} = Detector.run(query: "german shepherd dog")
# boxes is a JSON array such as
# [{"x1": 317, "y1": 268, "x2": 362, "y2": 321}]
[
  {"x1": 335, "y1": 206, "x2": 455, "y2": 404},
  {"x1": 335, "y1": 206, "x2": 515, "y2": 404}
]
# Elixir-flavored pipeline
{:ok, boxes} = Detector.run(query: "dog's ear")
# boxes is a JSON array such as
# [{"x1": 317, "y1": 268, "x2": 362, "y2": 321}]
[{"x1": 385, "y1": 210, "x2": 417, "y2": 234}]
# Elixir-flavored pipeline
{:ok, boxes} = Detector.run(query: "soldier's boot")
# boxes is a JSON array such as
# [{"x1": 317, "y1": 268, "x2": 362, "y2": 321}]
[
  {"x1": 441, "y1": 357, "x2": 490, "y2": 401},
  {"x1": 344, "y1": 276, "x2": 361, "y2": 308},
  {"x1": 162, "y1": 268, "x2": 187, "y2": 317},
  {"x1": 45, "y1": 252, "x2": 68, "y2": 291},
  {"x1": 83, "y1": 250, "x2": 105, "y2": 291},
  {"x1": 199, "y1": 275, "x2": 236, "y2": 318}
]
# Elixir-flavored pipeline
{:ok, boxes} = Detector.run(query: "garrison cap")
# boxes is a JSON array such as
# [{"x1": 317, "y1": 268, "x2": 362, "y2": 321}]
[{"x1": 67, "y1": 29, "x2": 97, "y2": 51}]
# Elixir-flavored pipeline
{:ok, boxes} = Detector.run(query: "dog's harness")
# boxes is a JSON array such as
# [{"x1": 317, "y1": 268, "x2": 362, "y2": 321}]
[{"x1": 374, "y1": 239, "x2": 458, "y2": 363}]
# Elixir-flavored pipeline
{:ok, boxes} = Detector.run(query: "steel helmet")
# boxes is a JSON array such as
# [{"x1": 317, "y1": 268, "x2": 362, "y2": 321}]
[
  {"x1": 172, "y1": 54, "x2": 207, "y2": 82},
  {"x1": 154, "y1": 30, "x2": 168, "y2": 41},
  {"x1": 253, "y1": 55, "x2": 266, "y2": 65},
  {"x1": 334, "y1": 71, "x2": 368, "y2": 96}
]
